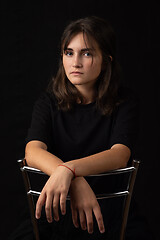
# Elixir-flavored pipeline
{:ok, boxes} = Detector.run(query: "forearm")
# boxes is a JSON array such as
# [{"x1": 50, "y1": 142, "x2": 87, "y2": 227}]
[
  {"x1": 25, "y1": 141, "x2": 63, "y2": 176},
  {"x1": 65, "y1": 144, "x2": 131, "y2": 177}
]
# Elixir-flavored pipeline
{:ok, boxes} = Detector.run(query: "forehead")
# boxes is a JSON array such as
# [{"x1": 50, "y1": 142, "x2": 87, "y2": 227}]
[{"x1": 64, "y1": 32, "x2": 100, "y2": 51}]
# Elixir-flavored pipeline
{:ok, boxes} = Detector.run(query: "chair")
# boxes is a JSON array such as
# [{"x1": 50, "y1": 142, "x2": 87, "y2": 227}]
[{"x1": 18, "y1": 158, "x2": 140, "y2": 240}]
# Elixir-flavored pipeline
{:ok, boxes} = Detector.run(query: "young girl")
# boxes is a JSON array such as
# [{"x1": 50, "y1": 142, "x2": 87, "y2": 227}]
[{"x1": 22, "y1": 16, "x2": 150, "y2": 240}]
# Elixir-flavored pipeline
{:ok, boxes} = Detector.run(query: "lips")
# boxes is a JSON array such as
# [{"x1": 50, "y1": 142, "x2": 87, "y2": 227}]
[{"x1": 70, "y1": 71, "x2": 83, "y2": 75}]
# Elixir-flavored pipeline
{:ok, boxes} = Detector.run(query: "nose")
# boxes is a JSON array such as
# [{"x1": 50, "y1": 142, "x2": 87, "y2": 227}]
[{"x1": 72, "y1": 54, "x2": 82, "y2": 68}]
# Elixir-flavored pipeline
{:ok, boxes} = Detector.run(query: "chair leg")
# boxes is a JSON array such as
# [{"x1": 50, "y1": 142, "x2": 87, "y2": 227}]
[
  {"x1": 27, "y1": 193, "x2": 40, "y2": 240},
  {"x1": 18, "y1": 159, "x2": 40, "y2": 240},
  {"x1": 119, "y1": 160, "x2": 140, "y2": 240}
]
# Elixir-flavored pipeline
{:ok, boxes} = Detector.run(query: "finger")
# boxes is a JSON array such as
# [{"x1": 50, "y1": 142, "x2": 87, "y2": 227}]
[
  {"x1": 45, "y1": 193, "x2": 53, "y2": 223},
  {"x1": 60, "y1": 191, "x2": 67, "y2": 216},
  {"x1": 71, "y1": 206, "x2": 79, "y2": 228},
  {"x1": 79, "y1": 209, "x2": 87, "y2": 231},
  {"x1": 93, "y1": 205, "x2": 105, "y2": 234},
  {"x1": 53, "y1": 193, "x2": 60, "y2": 221},
  {"x1": 35, "y1": 192, "x2": 46, "y2": 219},
  {"x1": 85, "y1": 209, "x2": 93, "y2": 234}
]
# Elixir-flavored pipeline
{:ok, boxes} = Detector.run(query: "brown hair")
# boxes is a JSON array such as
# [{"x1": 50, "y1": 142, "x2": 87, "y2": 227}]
[{"x1": 48, "y1": 16, "x2": 123, "y2": 115}]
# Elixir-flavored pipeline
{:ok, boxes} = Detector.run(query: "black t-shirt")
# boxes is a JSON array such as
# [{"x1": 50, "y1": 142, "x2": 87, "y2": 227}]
[
  {"x1": 26, "y1": 90, "x2": 139, "y2": 163},
  {"x1": 25, "y1": 89, "x2": 139, "y2": 239},
  {"x1": 10, "y1": 88, "x2": 153, "y2": 240}
]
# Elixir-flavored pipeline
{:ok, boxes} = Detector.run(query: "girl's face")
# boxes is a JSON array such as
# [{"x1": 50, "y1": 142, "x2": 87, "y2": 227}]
[{"x1": 62, "y1": 33, "x2": 103, "y2": 93}]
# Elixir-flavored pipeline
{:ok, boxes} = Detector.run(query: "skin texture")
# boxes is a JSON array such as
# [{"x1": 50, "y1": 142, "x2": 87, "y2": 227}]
[
  {"x1": 25, "y1": 33, "x2": 131, "y2": 235},
  {"x1": 63, "y1": 32, "x2": 103, "y2": 103}
]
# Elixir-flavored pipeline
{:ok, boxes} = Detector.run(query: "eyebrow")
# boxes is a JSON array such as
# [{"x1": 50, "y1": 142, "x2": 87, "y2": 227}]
[{"x1": 64, "y1": 47, "x2": 95, "y2": 52}]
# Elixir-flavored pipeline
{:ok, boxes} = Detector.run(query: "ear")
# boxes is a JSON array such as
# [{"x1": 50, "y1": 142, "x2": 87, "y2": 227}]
[{"x1": 109, "y1": 55, "x2": 113, "y2": 62}]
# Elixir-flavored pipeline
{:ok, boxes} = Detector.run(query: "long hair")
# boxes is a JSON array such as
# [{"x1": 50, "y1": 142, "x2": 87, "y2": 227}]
[{"x1": 48, "y1": 16, "x2": 123, "y2": 115}]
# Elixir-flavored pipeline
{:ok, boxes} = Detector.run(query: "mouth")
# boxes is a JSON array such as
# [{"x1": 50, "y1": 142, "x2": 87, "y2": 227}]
[{"x1": 70, "y1": 71, "x2": 83, "y2": 75}]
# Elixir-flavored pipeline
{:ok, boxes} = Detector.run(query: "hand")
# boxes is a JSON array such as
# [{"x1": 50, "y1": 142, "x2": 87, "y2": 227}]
[
  {"x1": 69, "y1": 177, "x2": 105, "y2": 234},
  {"x1": 35, "y1": 165, "x2": 74, "y2": 223}
]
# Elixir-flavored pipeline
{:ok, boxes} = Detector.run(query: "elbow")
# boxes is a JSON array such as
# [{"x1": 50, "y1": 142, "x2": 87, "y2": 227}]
[
  {"x1": 119, "y1": 150, "x2": 131, "y2": 168},
  {"x1": 25, "y1": 144, "x2": 33, "y2": 166},
  {"x1": 111, "y1": 144, "x2": 131, "y2": 169},
  {"x1": 24, "y1": 140, "x2": 47, "y2": 167},
  {"x1": 120, "y1": 155, "x2": 130, "y2": 168}
]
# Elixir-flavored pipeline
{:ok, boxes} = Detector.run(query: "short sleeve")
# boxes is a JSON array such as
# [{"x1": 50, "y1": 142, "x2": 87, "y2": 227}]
[
  {"x1": 110, "y1": 91, "x2": 139, "y2": 154},
  {"x1": 26, "y1": 92, "x2": 53, "y2": 149}
]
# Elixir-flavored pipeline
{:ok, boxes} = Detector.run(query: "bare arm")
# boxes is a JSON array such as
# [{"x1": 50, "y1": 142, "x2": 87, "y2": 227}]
[
  {"x1": 25, "y1": 141, "x2": 130, "y2": 177},
  {"x1": 25, "y1": 140, "x2": 105, "y2": 233},
  {"x1": 63, "y1": 144, "x2": 131, "y2": 177},
  {"x1": 25, "y1": 140, "x2": 130, "y2": 234},
  {"x1": 25, "y1": 140, "x2": 63, "y2": 175}
]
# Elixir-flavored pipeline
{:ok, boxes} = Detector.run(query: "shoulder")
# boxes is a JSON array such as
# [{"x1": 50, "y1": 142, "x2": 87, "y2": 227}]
[
  {"x1": 112, "y1": 86, "x2": 140, "y2": 123},
  {"x1": 110, "y1": 87, "x2": 140, "y2": 153},
  {"x1": 117, "y1": 86, "x2": 139, "y2": 110},
  {"x1": 34, "y1": 91, "x2": 58, "y2": 110}
]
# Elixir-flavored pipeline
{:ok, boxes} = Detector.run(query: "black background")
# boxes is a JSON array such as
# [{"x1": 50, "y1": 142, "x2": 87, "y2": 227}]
[{"x1": 1, "y1": 1, "x2": 159, "y2": 239}]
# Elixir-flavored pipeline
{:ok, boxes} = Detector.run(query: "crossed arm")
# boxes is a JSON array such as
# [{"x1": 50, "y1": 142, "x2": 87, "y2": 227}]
[{"x1": 25, "y1": 140, "x2": 130, "y2": 234}]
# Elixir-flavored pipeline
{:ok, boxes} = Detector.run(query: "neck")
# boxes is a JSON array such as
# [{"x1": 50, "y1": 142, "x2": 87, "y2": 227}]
[{"x1": 76, "y1": 85, "x2": 96, "y2": 104}]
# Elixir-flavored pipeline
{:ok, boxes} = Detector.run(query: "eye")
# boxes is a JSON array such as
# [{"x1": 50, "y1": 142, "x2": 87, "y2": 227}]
[
  {"x1": 64, "y1": 50, "x2": 73, "y2": 56},
  {"x1": 83, "y1": 51, "x2": 92, "y2": 57}
]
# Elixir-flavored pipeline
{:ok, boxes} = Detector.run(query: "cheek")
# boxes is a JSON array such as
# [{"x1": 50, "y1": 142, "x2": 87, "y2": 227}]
[
  {"x1": 91, "y1": 62, "x2": 102, "y2": 76},
  {"x1": 63, "y1": 59, "x2": 70, "y2": 73}
]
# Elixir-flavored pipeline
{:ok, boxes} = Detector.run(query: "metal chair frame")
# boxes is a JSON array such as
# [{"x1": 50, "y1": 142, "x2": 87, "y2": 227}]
[{"x1": 18, "y1": 159, "x2": 140, "y2": 240}]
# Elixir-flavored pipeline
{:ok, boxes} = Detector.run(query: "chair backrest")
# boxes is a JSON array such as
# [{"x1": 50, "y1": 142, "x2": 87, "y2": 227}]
[{"x1": 18, "y1": 159, "x2": 140, "y2": 240}]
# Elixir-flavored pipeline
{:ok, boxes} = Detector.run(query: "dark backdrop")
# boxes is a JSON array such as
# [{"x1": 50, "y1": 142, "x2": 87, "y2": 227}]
[{"x1": 1, "y1": 1, "x2": 159, "y2": 239}]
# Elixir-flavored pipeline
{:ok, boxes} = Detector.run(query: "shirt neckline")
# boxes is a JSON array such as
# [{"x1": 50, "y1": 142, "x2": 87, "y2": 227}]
[{"x1": 75, "y1": 101, "x2": 96, "y2": 110}]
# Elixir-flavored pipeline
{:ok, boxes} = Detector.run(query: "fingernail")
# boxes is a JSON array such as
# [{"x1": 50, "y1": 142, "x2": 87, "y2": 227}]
[
  {"x1": 82, "y1": 226, "x2": 86, "y2": 230},
  {"x1": 47, "y1": 219, "x2": 52, "y2": 223},
  {"x1": 54, "y1": 217, "x2": 59, "y2": 222},
  {"x1": 100, "y1": 228, "x2": 105, "y2": 233},
  {"x1": 62, "y1": 210, "x2": 66, "y2": 215}
]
